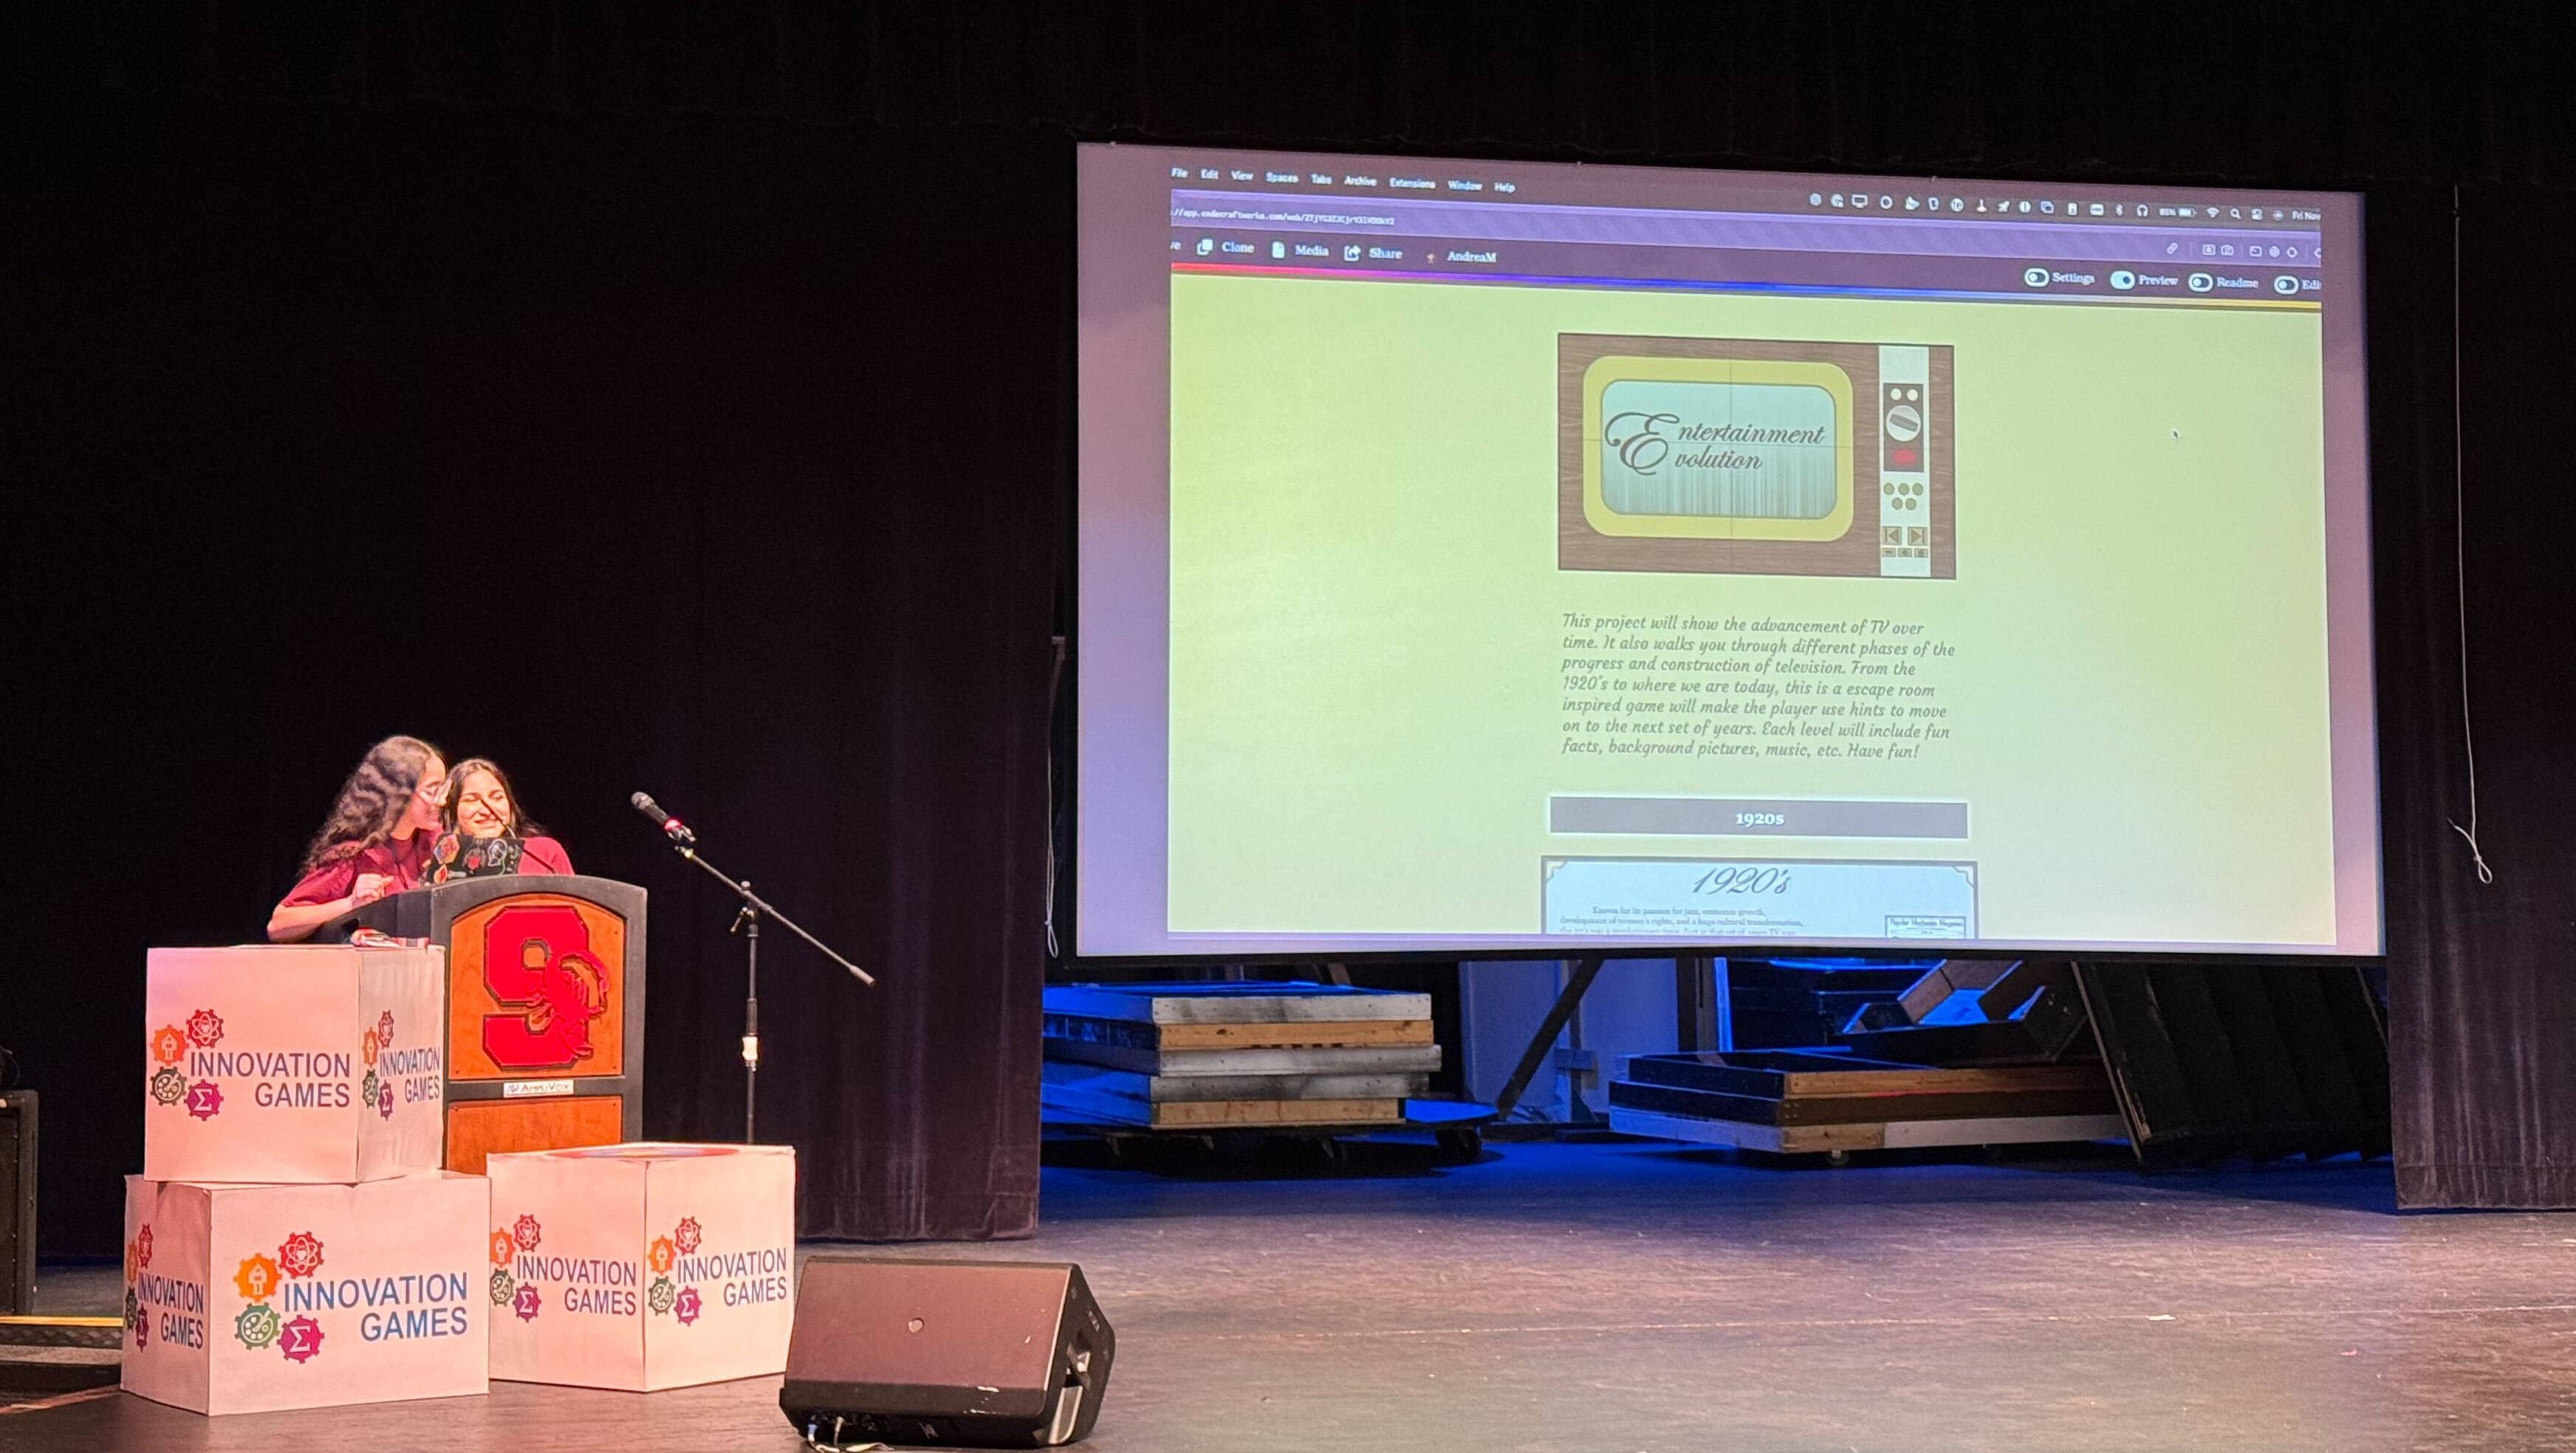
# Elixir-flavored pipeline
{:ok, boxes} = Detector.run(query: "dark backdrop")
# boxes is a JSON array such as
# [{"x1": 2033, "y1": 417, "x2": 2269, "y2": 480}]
[{"x1": 4, "y1": 6, "x2": 2570, "y2": 1256}]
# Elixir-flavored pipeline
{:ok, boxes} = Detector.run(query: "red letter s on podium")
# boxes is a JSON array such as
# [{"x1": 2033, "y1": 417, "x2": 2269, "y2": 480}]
[{"x1": 480, "y1": 903, "x2": 612, "y2": 1072}]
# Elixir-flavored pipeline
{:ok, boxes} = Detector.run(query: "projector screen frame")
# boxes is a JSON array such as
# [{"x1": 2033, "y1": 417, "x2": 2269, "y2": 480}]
[{"x1": 1067, "y1": 140, "x2": 2383, "y2": 968}]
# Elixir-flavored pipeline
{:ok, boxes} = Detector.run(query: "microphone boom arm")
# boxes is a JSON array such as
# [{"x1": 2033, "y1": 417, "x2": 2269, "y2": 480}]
[
  {"x1": 671, "y1": 843, "x2": 874, "y2": 985},
  {"x1": 631, "y1": 791, "x2": 874, "y2": 1144}
]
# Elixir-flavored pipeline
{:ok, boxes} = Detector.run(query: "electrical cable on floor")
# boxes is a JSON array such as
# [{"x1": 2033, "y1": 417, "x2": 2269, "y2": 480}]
[
  {"x1": 803, "y1": 1415, "x2": 891, "y2": 1452},
  {"x1": 2445, "y1": 185, "x2": 2496, "y2": 885}
]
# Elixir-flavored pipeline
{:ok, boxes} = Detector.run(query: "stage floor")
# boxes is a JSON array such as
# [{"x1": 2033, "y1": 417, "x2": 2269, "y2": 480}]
[{"x1": 7, "y1": 1138, "x2": 2572, "y2": 1452}]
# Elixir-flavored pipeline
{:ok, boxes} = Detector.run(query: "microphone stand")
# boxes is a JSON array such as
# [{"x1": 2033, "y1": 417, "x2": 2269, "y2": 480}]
[{"x1": 657, "y1": 835, "x2": 874, "y2": 1144}]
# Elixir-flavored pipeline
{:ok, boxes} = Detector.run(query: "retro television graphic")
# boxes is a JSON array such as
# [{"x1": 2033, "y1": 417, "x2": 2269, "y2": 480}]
[{"x1": 1558, "y1": 334, "x2": 1956, "y2": 578}]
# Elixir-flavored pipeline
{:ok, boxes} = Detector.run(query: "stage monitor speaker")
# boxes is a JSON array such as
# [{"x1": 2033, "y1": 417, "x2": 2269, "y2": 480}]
[
  {"x1": 0, "y1": 1090, "x2": 35, "y2": 1315},
  {"x1": 781, "y1": 1257, "x2": 1113, "y2": 1449},
  {"x1": 2075, "y1": 962, "x2": 2390, "y2": 1167}
]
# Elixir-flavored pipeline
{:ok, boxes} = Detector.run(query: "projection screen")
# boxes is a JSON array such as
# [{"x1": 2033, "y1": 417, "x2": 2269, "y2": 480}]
[{"x1": 1076, "y1": 144, "x2": 2378, "y2": 960}]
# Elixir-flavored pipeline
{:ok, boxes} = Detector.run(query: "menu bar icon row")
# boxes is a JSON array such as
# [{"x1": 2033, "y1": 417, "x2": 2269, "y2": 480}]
[{"x1": 1809, "y1": 191, "x2": 2311, "y2": 224}]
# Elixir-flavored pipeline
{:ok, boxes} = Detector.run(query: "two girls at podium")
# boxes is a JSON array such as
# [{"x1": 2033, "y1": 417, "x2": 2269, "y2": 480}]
[{"x1": 266, "y1": 736, "x2": 572, "y2": 940}]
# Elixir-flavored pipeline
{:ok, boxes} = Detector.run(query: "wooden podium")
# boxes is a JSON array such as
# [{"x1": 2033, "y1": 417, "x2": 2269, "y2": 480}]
[{"x1": 343, "y1": 875, "x2": 647, "y2": 1174}]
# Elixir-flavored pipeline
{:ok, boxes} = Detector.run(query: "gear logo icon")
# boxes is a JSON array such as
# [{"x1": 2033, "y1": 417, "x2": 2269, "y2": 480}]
[
  {"x1": 674, "y1": 1286, "x2": 703, "y2": 1326},
  {"x1": 184, "y1": 1080, "x2": 224, "y2": 1120},
  {"x1": 379, "y1": 1010, "x2": 395, "y2": 1045},
  {"x1": 234, "y1": 1303, "x2": 281, "y2": 1351},
  {"x1": 377, "y1": 1082, "x2": 394, "y2": 1119},
  {"x1": 278, "y1": 1231, "x2": 325, "y2": 1279},
  {"x1": 136, "y1": 1226, "x2": 154, "y2": 1268},
  {"x1": 512, "y1": 1282, "x2": 543, "y2": 1322},
  {"x1": 362, "y1": 1029, "x2": 382, "y2": 1068},
  {"x1": 278, "y1": 1315, "x2": 323, "y2": 1364},
  {"x1": 490, "y1": 1268, "x2": 515, "y2": 1305},
  {"x1": 150, "y1": 1067, "x2": 185, "y2": 1107},
  {"x1": 360, "y1": 1069, "x2": 382, "y2": 1108},
  {"x1": 648, "y1": 1277, "x2": 676, "y2": 1315},
  {"x1": 233, "y1": 1254, "x2": 281, "y2": 1301},
  {"x1": 673, "y1": 1217, "x2": 703, "y2": 1255},
  {"x1": 151, "y1": 1026, "x2": 187, "y2": 1065},
  {"x1": 647, "y1": 1236, "x2": 676, "y2": 1275},
  {"x1": 513, "y1": 1214, "x2": 543, "y2": 1252},
  {"x1": 490, "y1": 1230, "x2": 516, "y2": 1266},
  {"x1": 185, "y1": 1009, "x2": 225, "y2": 1048}
]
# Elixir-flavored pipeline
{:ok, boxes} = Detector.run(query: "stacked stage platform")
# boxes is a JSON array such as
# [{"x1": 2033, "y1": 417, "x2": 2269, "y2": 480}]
[
  {"x1": 1611, "y1": 960, "x2": 2125, "y2": 1154},
  {"x1": 1608, "y1": 1050, "x2": 2125, "y2": 1155},
  {"x1": 1041, "y1": 983, "x2": 1439, "y2": 1130}
]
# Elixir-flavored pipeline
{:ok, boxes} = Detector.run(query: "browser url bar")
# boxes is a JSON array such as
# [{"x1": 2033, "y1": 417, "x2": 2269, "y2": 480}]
[{"x1": 1170, "y1": 191, "x2": 2323, "y2": 267}]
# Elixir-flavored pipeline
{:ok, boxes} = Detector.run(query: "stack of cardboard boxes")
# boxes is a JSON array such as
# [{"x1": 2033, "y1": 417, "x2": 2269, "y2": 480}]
[{"x1": 125, "y1": 943, "x2": 795, "y2": 1415}]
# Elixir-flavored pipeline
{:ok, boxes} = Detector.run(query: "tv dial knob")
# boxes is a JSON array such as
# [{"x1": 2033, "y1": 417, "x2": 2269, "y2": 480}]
[{"x1": 1884, "y1": 403, "x2": 1923, "y2": 442}]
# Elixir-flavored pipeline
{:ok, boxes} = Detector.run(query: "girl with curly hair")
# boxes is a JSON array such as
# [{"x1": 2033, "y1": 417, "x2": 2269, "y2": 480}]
[{"x1": 265, "y1": 735, "x2": 448, "y2": 941}]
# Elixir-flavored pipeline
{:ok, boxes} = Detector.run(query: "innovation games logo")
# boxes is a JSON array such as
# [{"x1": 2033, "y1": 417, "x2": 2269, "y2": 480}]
[
  {"x1": 146, "y1": 1009, "x2": 227, "y2": 1119},
  {"x1": 230, "y1": 1229, "x2": 328, "y2": 1362},
  {"x1": 494, "y1": 1211, "x2": 640, "y2": 1322},
  {"x1": 232, "y1": 1223, "x2": 472, "y2": 1360},
  {"x1": 652, "y1": 1214, "x2": 791, "y2": 1326},
  {"x1": 128, "y1": 1221, "x2": 211, "y2": 1355},
  {"x1": 645, "y1": 1215, "x2": 701, "y2": 1322},
  {"x1": 147, "y1": 1004, "x2": 432, "y2": 1123},
  {"x1": 359, "y1": 1009, "x2": 400, "y2": 1121}
]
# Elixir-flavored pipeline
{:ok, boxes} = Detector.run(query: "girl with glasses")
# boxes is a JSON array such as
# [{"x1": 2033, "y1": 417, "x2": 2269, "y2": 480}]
[{"x1": 266, "y1": 736, "x2": 448, "y2": 941}]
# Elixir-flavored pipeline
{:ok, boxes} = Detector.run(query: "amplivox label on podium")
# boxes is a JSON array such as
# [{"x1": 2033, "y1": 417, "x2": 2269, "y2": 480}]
[{"x1": 502, "y1": 1080, "x2": 577, "y2": 1099}]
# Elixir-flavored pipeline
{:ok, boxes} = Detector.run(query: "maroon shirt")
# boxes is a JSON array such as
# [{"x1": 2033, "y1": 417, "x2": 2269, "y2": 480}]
[
  {"x1": 518, "y1": 835, "x2": 575, "y2": 875},
  {"x1": 279, "y1": 833, "x2": 436, "y2": 909}
]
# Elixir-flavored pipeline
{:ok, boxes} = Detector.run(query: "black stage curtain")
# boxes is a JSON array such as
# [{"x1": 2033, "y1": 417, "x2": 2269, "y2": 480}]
[
  {"x1": 4, "y1": 7, "x2": 2572, "y2": 1254},
  {"x1": 4, "y1": 92, "x2": 1065, "y2": 1248},
  {"x1": 2373, "y1": 185, "x2": 2576, "y2": 1208}
]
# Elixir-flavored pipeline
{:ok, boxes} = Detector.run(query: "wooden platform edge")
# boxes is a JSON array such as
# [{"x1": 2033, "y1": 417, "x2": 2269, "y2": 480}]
[
  {"x1": 1155, "y1": 1019, "x2": 1435, "y2": 1050},
  {"x1": 1040, "y1": 1061, "x2": 1429, "y2": 1103},
  {"x1": 1622, "y1": 1054, "x2": 2109, "y2": 1100},
  {"x1": 1607, "y1": 1107, "x2": 2131, "y2": 1154},
  {"x1": 1043, "y1": 985, "x2": 1434, "y2": 1025},
  {"x1": 1046, "y1": 1015, "x2": 1435, "y2": 1050},
  {"x1": 1044, "y1": 1040, "x2": 1444, "y2": 1077}
]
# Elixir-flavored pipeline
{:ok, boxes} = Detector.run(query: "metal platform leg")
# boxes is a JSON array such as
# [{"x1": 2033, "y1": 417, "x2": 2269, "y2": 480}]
[{"x1": 1488, "y1": 955, "x2": 1606, "y2": 1121}]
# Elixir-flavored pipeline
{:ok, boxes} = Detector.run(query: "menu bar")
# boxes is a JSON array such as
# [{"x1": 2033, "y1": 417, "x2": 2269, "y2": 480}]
[
  {"x1": 1165, "y1": 160, "x2": 2331, "y2": 233},
  {"x1": 1173, "y1": 163, "x2": 1524, "y2": 196},
  {"x1": 1171, "y1": 191, "x2": 2322, "y2": 268}
]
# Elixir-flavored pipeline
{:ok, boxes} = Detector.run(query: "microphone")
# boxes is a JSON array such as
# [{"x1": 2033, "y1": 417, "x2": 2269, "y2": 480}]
[{"x1": 630, "y1": 791, "x2": 697, "y2": 847}]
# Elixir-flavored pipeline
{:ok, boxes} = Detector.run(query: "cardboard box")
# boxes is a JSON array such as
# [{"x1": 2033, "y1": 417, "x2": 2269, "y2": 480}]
[
  {"x1": 120, "y1": 1172, "x2": 490, "y2": 1415},
  {"x1": 143, "y1": 945, "x2": 445, "y2": 1183},
  {"x1": 487, "y1": 1143, "x2": 795, "y2": 1390}
]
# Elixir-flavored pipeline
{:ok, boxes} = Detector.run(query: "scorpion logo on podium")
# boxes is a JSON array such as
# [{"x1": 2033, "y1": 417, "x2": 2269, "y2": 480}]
[{"x1": 478, "y1": 903, "x2": 612, "y2": 1071}]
